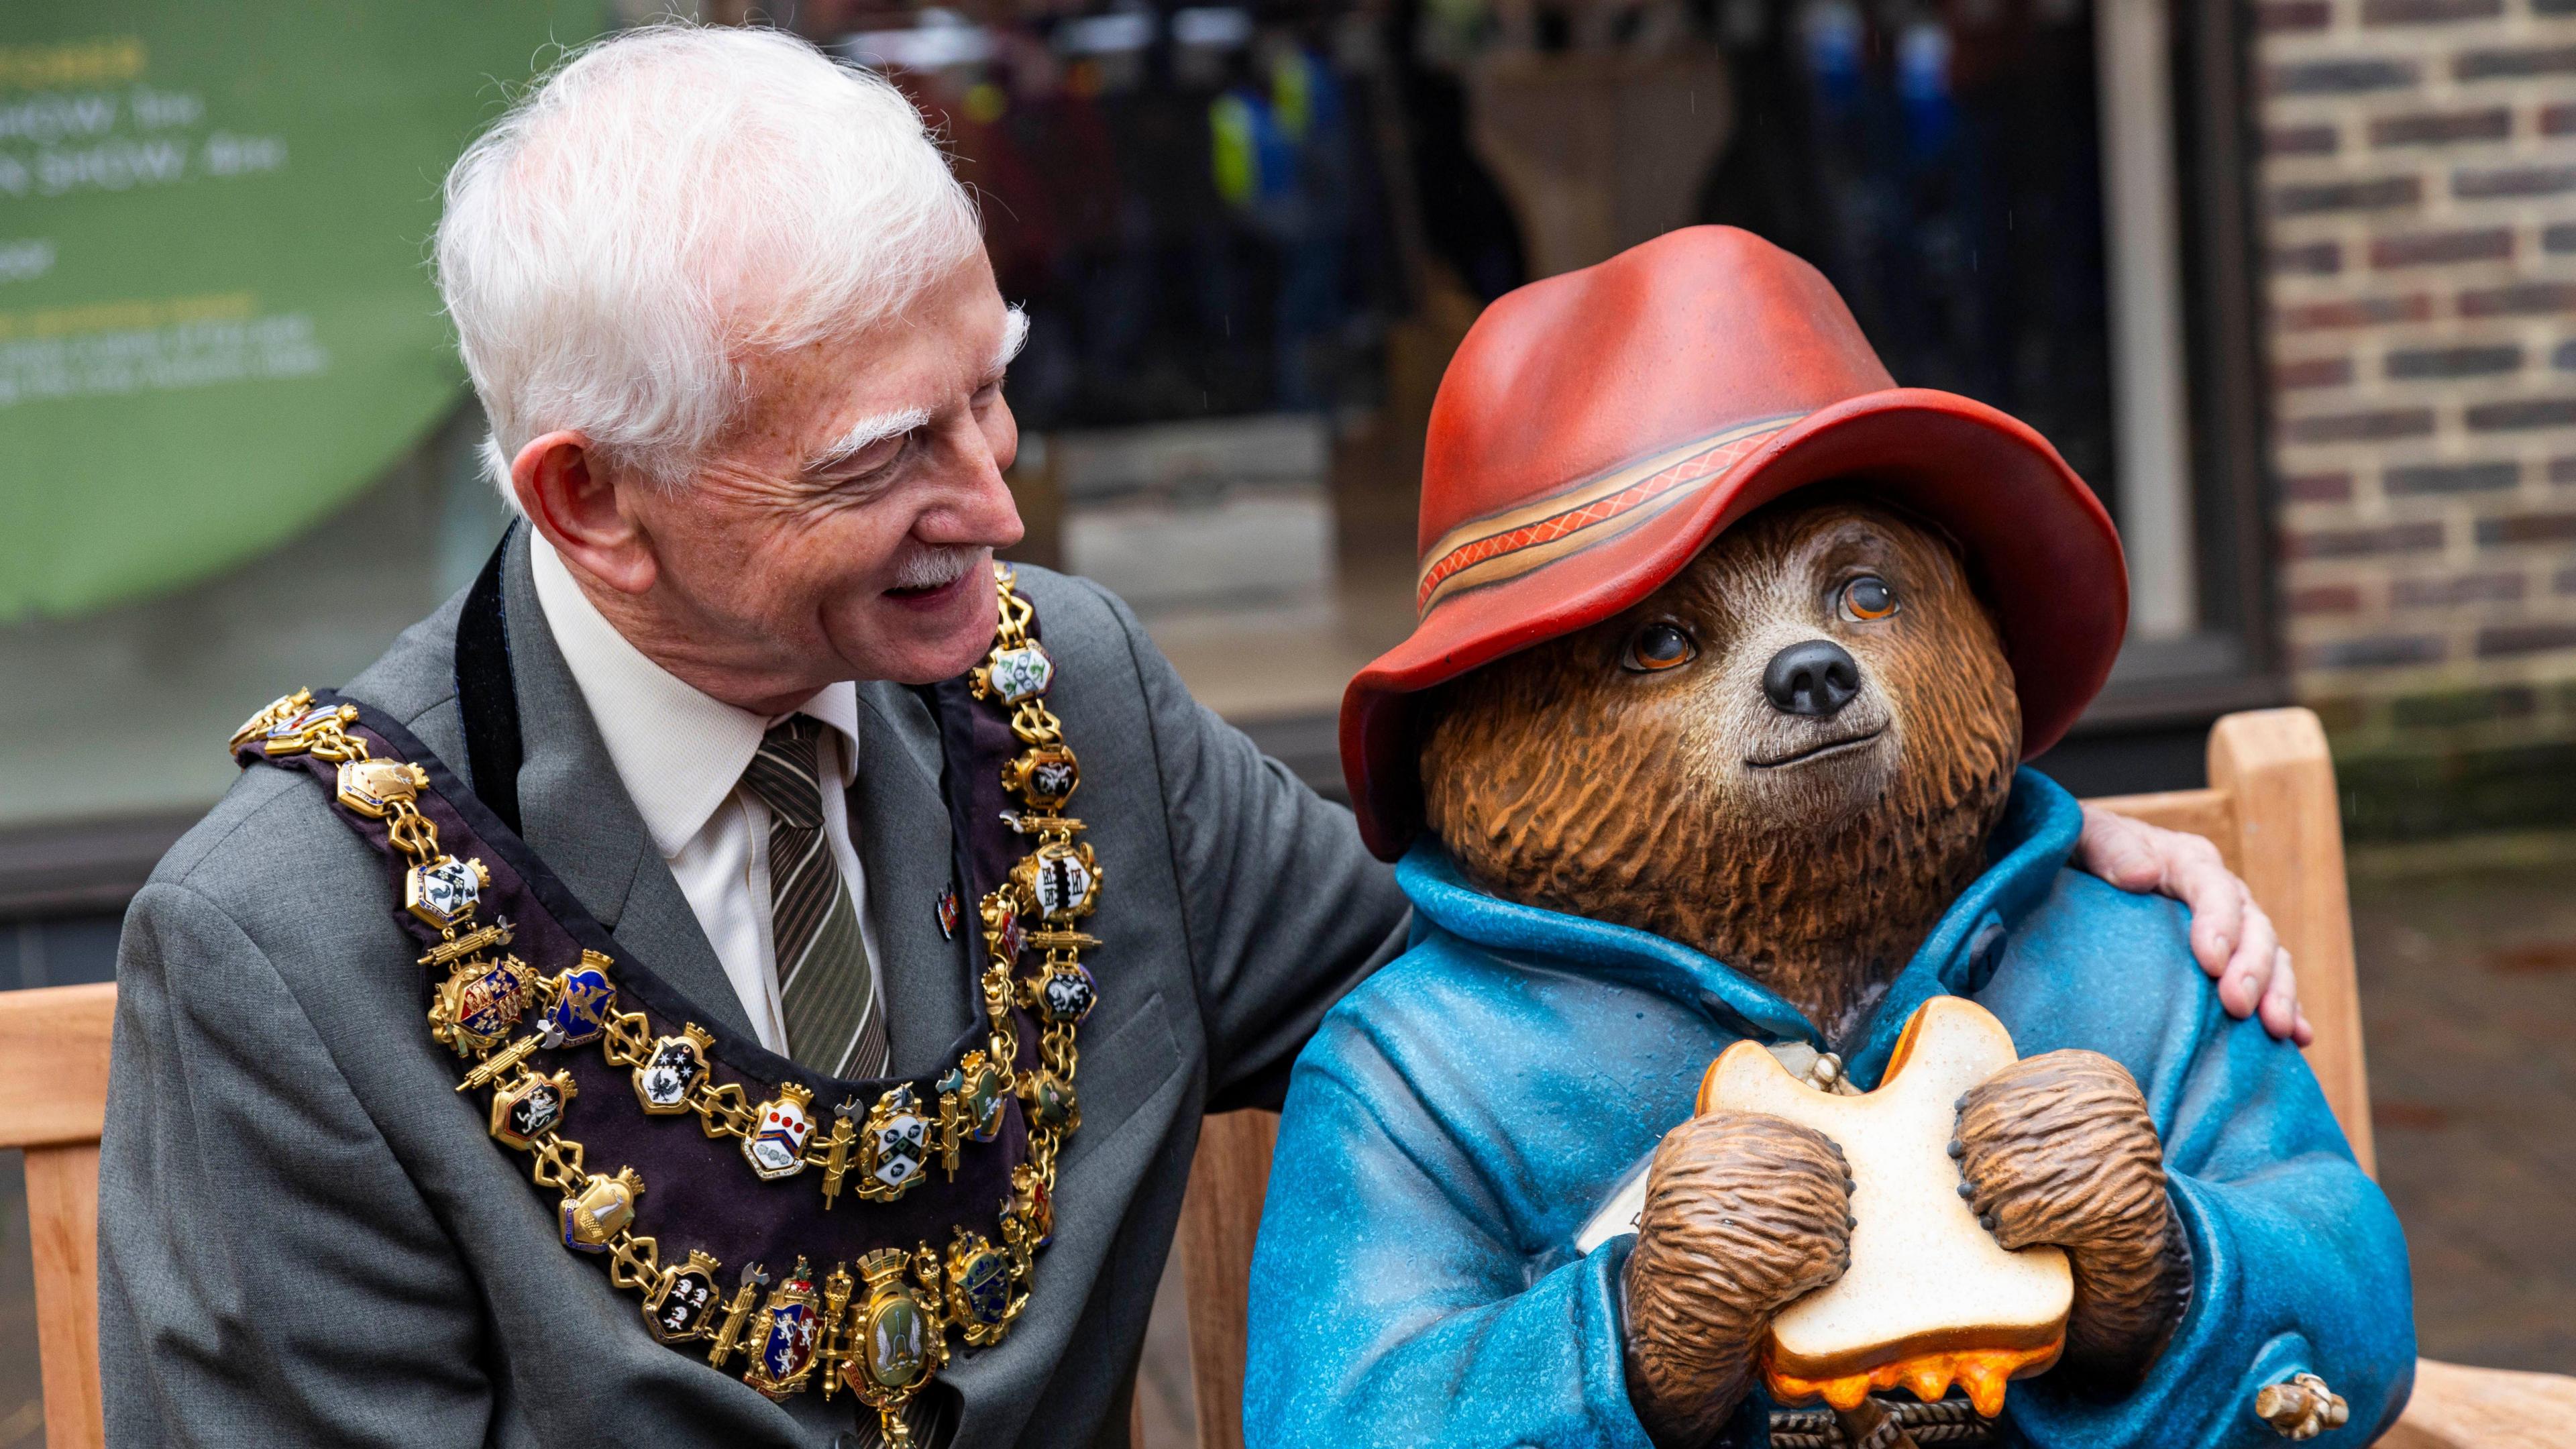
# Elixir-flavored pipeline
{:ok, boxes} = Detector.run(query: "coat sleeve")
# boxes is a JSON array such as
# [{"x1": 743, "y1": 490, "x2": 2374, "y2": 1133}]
[
  {"x1": 1083, "y1": 579, "x2": 1412, "y2": 1113},
  {"x1": 1990, "y1": 879, "x2": 2417, "y2": 1449},
  {"x1": 99, "y1": 879, "x2": 492, "y2": 1448},
  {"x1": 1242, "y1": 1020, "x2": 1655, "y2": 1449}
]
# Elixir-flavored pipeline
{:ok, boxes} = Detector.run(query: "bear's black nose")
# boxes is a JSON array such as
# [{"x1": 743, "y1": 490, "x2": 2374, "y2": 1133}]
[{"x1": 1762, "y1": 640, "x2": 1861, "y2": 717}]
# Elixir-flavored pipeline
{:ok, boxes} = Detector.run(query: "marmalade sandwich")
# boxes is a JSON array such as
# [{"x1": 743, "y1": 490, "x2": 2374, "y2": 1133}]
[{"x1": 1696, "y1": 997, "x2": 2074, "y2": 1417}]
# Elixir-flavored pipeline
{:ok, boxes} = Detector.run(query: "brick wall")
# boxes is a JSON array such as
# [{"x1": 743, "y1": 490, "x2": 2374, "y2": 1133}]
[{"x1": 2254, "y1": 0, "x2": 2576, "y2": 835}]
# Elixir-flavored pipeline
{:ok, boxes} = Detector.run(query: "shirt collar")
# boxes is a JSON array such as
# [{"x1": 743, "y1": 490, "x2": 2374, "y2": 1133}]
[{"x1": 528, "y1": 533, "x2": 861, "y2": 859}]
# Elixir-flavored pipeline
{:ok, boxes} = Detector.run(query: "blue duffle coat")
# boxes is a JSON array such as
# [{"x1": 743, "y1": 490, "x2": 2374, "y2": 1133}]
[{"x1": 1245, "y1": 771, "x2": 2414, "y2": 1448}]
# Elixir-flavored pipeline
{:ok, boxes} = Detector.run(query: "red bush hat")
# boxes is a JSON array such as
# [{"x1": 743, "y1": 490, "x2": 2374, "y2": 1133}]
[{"x1": 1341, "y1": 226, "x2": 2129, "y2": 861}]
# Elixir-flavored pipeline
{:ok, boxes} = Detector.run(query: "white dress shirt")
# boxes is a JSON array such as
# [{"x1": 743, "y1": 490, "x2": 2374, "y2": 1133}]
[{"x1": 529, "y1": 535, "x2": 884, "y2": 1057}]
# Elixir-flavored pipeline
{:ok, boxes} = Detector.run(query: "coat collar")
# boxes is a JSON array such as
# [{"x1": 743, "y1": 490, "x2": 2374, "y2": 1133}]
[
  {"x1": 1395, "y1": 767, "x2": 2082, "y2": 1081},
  {"x1": 848, "y1": 680, "x2": 979, "y2": 1076},
  {"x1": 497, "y1": 525, "x2": 759, "y2": 1041}
]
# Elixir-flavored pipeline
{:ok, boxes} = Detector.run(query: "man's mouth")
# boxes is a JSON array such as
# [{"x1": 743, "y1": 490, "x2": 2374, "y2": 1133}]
[
  {"x1": 886, "y1": 571, "x2": 964, "y2": 597},
  {"x1": 1746, "y1": 725, "x2": 1887, "y2": 770},
  {"x1": 883, "y1": 546, "x2": 989, "y2": 605},
  {"x1": 885, "y1": 570, "x2": 975, "y2": 608}
]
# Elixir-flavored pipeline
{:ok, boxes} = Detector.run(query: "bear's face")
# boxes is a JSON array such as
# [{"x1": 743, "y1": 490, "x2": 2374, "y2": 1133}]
[{"x1": 1419, "y1": 496, "x2": 2023, "y2": 1038}]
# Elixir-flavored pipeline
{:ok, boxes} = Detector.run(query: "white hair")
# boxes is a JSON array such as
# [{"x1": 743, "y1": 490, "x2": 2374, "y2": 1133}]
[{"x1": 433, "y1": 24, "x2": 984, "y2": 501}]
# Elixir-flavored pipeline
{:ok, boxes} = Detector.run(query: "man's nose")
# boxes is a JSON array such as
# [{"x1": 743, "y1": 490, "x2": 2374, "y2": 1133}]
[
  {"x1": 957, "y1": 460, "x2": 1026, "y2": 551},
  {"x1": 1762, "y1": 639, "x2": 1861, "y2": 717},
  {"x1": 926, "y1": 417, "x2": 1026, "y2": 550}
]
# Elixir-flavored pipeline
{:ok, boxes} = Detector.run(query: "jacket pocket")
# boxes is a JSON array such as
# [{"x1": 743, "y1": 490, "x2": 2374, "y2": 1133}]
[{"x1": 1056, "y1": 987, "x2": 1187, "y2": 1159}]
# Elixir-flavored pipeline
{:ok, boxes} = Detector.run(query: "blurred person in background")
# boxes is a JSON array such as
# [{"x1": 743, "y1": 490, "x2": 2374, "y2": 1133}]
[{"x1": 97, "y1": 22, "x2": 2302, "y2": 1449}]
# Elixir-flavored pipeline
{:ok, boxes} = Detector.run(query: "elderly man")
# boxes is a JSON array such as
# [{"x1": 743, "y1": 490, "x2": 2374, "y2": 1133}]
[{"x1": 99, "y1": 25, "x2": 2300, "y2": 1449}]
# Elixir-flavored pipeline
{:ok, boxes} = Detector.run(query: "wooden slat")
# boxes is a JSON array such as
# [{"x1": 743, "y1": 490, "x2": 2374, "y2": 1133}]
[
  {"x1": 1179, "y1": 1111, "x2": 1277, "y2": 1449},
  {"x1": 0, "y1": 984, "x2": 115, "y2": 1446},
  {"x1": 27, "y1": 1142, "x2": 104, "y2": 1449},
  {"x1": 2206, "y1": 708, "x2": 2374, "y2": 1176},
  {"x1": 0, "y1": 983, "x2": 115, "y2": 1150},
  {"x1": 2380, "y1": 1357, "x2": 2576, "y2": 1449},
  {"x1": 2080, "y1": 787, "x2": 2243, "y2": 879}
]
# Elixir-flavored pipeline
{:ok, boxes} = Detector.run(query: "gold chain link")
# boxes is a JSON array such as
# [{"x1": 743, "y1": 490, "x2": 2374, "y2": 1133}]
[{"x1": 607, "y1": 1232, "x2": 664, "y2": 1291}]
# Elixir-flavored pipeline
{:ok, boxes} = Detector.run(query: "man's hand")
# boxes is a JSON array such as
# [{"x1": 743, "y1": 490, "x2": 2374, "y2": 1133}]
[
  {"x1": 2076, "y1": 806, "x2": 2312, "y2": 1044},
  {"x1": 1623, "y1": 1112, "x2": 1851, "y2": 1448},
  {"x1": 1955, "y1": 1050, "x2": 2188, "y2": 1385}
]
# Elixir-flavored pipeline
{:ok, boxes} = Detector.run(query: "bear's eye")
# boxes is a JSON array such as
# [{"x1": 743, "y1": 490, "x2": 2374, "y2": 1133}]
[
  {"x1": 1840, "y1": 576, "x2": 1898, "y2": 621},
  {"x1": 1621, "y1": 622, "x2": 1697, "y2": 673}
]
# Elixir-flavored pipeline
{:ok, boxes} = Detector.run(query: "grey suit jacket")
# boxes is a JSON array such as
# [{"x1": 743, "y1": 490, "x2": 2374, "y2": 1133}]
[{"x1": 98, "y1": 531, "x2": 1410, "y2": 1448}]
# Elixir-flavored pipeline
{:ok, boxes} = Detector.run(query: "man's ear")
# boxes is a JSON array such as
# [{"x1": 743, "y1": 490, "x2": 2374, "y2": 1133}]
[{"x1": 510, "y1": 431, "x2": 657, "y2": 595}]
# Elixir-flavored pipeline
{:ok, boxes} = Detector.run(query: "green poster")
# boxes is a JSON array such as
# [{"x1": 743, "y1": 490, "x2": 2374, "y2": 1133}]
[{"x1": 0, "y1": 3, "x2": 607, "y2": 621}]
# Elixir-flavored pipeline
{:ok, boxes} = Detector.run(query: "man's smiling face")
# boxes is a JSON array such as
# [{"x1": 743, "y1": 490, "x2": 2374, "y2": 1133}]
[{"x1": 605, "y1": 251, "x2": 1028, "y2": 702}]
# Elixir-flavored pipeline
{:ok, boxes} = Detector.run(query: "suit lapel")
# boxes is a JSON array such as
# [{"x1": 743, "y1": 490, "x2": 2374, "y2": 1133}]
[
  {"x1": 497, "y1": 529, "x2": 758, "y2": 1042},
  {"x1": 851, "y1": 680, "x2": 977, "y2": 1075}
]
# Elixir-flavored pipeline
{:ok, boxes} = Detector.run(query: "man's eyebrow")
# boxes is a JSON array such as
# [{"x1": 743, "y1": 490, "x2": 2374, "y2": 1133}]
[
  {"x1": 989, "y1": 304, "x2": 1030, "y2": 380},
  {"x1": 808, "y1": 405, "x2": 930, "y2": 473}
]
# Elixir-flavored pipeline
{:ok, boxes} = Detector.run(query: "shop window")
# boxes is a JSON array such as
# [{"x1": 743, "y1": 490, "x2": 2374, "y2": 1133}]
[{"x1": 799, "y1": 0, "x2": 2271, "y2": 746}]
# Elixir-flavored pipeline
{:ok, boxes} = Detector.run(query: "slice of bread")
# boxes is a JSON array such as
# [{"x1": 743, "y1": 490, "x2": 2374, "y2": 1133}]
[{"x1": 1696, "y1": 996, "x2": 2072, "y2": 1415}]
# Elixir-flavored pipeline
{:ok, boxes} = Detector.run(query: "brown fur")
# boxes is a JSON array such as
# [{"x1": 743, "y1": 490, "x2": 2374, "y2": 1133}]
[
  {"x1": 1625, "y1": 1112, "x2": 1853, "y2": 1446},
  {"x1": 1420, "y1": 498, "x2": 2021, "y2": 1039},
  {"x1": 1957, "y1": 1050, "x2": 2190, "y2": 1383}
]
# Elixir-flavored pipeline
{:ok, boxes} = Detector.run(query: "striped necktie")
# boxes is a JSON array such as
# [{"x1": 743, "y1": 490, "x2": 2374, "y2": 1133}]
[{"x1": 740, "y1": 716, "x2": 888, "y2": 1079}]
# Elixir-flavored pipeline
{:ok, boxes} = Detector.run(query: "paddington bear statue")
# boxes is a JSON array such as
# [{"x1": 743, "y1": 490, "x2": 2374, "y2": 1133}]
[{"x1": 1243, "y1": 228, "x2": 2413, "y2": 1449}]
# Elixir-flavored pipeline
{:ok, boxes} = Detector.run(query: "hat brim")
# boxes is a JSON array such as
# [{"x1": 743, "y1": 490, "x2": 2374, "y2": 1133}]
[{"x1": 1340, "y1": 387, "x2": 2129, "y2": 860}]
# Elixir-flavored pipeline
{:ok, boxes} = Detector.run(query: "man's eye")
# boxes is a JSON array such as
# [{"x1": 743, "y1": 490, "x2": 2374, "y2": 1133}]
[
  {"x1": 1841, "y1": 576, "x2": 1898, "y2": 621},
  {"x1": 1621, "y1": 622, "x2": 1697, "y2": 673},
  {"x1": 837, "y1": 439, "x2": 909, "y2": 484}
]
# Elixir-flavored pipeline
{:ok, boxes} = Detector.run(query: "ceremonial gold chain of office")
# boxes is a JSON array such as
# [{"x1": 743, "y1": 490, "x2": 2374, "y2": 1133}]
[{"x1": 228, "y1": 567, "x2": 1098, "y2": 1446}]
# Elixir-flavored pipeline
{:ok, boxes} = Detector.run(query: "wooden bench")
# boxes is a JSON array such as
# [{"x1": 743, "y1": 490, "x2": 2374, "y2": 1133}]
[
  {"x1": 11, "y1": 709, "x2": 2569, "y2": 1446},
  {"x1": 1173, "y1": 708, "x2": 2576, "y2": 1449}
]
